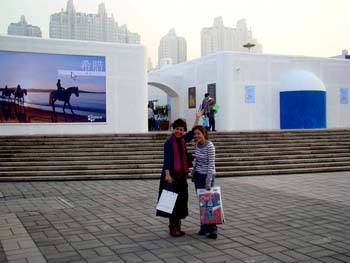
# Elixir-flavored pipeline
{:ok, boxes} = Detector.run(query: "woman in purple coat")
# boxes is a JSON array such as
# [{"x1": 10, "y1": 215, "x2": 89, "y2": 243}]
[{"x1": 157, "y1": 110, "x2": 203, "y2": 237}]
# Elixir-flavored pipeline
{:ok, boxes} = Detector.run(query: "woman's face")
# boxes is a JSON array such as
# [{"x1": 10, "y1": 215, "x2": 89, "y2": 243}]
[
  {"x1": 173, "y1": 126, "x2": 185, "y2": 138},
  {"x1": 193, "y1": 129, "x2": 206, "y2": 144}
]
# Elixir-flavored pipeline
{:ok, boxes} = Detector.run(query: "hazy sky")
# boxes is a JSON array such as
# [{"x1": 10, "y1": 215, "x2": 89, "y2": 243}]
[{"x1": 1, "y1": 0, "x2": 349, "y2": 65}]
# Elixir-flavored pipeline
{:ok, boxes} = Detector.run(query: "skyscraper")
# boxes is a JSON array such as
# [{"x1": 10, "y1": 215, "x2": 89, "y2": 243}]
[
  {"x1": 7, "y1": 15, "x2": 42, "y2": 38},
  {"x1": 158, "y1": 28, "x2": 187, "y2": 66},
  {"x1": 49, "y1": 0, "x2": 140, "y2": 44},
  {"x1": 201, "y1": 17, "x2": 262, "y2": 56}
]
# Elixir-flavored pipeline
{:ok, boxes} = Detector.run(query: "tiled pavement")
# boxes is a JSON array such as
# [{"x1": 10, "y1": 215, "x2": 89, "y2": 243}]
[{"x1": 0, "y1": 172, "x2": 350, "y2": 263}]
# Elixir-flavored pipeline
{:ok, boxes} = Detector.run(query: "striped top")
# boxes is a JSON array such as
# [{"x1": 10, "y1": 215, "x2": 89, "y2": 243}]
[{"x1": 194, "y1": 141, "x2": 216, "y2": 184}]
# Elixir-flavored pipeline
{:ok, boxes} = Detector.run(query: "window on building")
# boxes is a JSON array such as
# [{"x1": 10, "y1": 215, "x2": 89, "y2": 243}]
[
  {"x1": 188, "y1": 87, "x2": 196, "y2": 109},
  {"x1": 207, "y1": 83, "x2": 216, "y2": 101}
]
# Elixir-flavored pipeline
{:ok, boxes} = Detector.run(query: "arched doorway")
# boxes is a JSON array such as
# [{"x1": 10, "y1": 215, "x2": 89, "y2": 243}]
[{"x1": 148, "y1": 82, "x2": 180, "y2": 130}]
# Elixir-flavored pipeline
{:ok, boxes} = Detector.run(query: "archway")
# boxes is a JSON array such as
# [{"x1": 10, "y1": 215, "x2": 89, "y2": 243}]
[{"x1": 147, "y1": 82, "x2": 180, "y2": 130}]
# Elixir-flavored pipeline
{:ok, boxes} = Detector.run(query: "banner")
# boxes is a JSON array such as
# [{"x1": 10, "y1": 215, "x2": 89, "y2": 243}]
[
  {"x1": 245, "y1": 85, "x2": 255, "y2": 104},
  {"x1": 0, "y1": 50, "x2": 106, "y2": 123},
  {"x1": 340, "y1": 87, "x2": 348, "y2": 104}
]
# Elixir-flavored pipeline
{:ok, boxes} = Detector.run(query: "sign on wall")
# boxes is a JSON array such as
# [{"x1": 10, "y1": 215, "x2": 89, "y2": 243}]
[
  {"x1": 245, "y1": 85, "x2": 255, "y2": 104},
  {"x1": 340, "y1": 87, "x2": 348, "y2": 104},
  {"x1": 0, "y1": 50, "x2": 106, "y2": 123}
]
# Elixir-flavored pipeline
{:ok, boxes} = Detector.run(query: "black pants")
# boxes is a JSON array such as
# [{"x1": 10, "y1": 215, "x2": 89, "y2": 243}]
[
  {"x1": 148, "y1": 118, "x2": 154, "y2": 131},
  {"x1": 209, "y1": 115, "x2": 215, "y2": 131}
]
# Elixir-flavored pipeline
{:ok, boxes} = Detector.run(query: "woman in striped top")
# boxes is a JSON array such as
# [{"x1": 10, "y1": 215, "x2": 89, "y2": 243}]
[{"x1": 192, "y1": 125, "x2": 218, "y2": 239}]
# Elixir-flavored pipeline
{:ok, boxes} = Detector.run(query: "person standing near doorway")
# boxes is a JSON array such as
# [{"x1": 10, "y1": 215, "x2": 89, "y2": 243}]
[
  {"x1": 148, "y1": 104, "x2": 155, "y2": 131},
  {"x1": 202, "y1": 93, "x2": 216, "y2": 131}
]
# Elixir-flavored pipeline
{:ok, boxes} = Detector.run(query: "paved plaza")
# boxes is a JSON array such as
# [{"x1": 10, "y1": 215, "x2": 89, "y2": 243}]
[{"x1": 0, "y1": 172, "x2": 350, "y2": 263}]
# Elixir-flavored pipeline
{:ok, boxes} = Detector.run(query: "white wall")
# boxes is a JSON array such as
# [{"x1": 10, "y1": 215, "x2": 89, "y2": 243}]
[
  {"x1": 0, "y1": 35, "x2": 147, "y2": 135},
  {"x1": 149, "y1": 52, "x2": 350, "y2": 131}
]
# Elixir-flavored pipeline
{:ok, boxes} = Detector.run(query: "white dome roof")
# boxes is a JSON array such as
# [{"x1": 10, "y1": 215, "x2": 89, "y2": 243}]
[{"x1": 280, "y1": 70, "x2": 326, "y2": 92}]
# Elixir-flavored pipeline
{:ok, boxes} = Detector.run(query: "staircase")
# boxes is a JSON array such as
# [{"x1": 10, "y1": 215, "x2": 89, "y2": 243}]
[{"x1": 0, "y1": 129, "x2": 350, "y2": 181}]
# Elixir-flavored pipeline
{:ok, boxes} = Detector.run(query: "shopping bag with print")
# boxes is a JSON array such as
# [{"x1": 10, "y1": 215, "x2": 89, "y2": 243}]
[
  {"x1": 197, "y1": 186, "x2": 224, "y2": 225},
  {"x1": 156, "y1": 189, "x2": 178, "y2": 214}
]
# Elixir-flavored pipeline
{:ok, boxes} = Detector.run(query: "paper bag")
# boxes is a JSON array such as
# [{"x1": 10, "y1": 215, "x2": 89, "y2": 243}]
[{"x1": 156, "y1": 189, "x2": 178, "y2": 214}]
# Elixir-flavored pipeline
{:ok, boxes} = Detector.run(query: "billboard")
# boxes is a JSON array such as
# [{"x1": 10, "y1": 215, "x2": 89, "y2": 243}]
[{"x1": 0, "y1": 50, "x2": 106, "y2": 123}]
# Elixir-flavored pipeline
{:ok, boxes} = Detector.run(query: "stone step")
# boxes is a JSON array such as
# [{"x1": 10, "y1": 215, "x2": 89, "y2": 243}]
[
  {"x1": 1, "y1": 139, "x2": 350, "y2": 150},
  {"x1": 1, "y1": 166, "x2": 350, "y2": 182},
  {"x1": 0, "y1": 156, "x2": 350, "y2": 169},
  {"x1": 1, "y1": 129, "x2": 350, "y2": 181},
  {"x1": 0, "y1": 148, "x2": 349, "y2": 160},
  {"x1": 1, "y1": 134, "x2": 350, "y2": 146},
  {"x1": 2, "y1": 152, "x2": 350, "y2": 164},
  {"x1": 1, "y1": 143, "x2": 349, "y2": 155},
  {"x1": 215, "y1": 166, "x2": 350, "y2": 177},
  {"x1": 216, "y1": 148, "x2": 350, "y2": 156},
  {"x1": 1, "y1": 130, "x2": 349, "y2": 143},
  {"x1": 215, "y1": 157, "x2": 350, "y2": 166},
  {"x1": 2, "y1": 156, "x2": 350, "y2": 170},
  {"x1": 1, "y1": 160, "x2": 349, "y2": 176}
]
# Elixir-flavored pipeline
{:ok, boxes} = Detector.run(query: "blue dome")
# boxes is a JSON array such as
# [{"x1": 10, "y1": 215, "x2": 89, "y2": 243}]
[{"x1": 280, "y1": 70, "x2": 326, "y2": 92}]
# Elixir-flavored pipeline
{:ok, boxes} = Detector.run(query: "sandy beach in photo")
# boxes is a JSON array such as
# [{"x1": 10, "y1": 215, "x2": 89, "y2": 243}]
[{"x1": 0, "y1": 101, "x2": 105, "y2": 123}]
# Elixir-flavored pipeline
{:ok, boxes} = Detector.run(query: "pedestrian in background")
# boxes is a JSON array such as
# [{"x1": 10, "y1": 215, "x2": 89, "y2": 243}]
[
  {"x1": 201, "y1": 93, "x2": 216, "y2": 131},
  {"x1": 148, "y1": 104, "x2": 155, "y2": 131}
]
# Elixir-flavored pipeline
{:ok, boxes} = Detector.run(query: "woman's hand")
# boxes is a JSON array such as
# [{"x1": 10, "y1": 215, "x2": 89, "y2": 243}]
[
  {"x1": 193, "y1": 109, "x2": 204, "y2": 127},
  {"x1": 164, "y1": 171, "x2": 173, "y2": 183},
  {"x1": 196, "y1": 109, "x2": 204, "y2": 118},
  {"x1": 205, "y1": 183, "x2": 211, "y2": 190}
]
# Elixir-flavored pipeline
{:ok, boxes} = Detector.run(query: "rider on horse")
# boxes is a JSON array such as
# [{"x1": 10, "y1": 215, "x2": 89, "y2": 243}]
[
  {"x1": 15, "y1": 84, "x2": 21, "y2": 96},
  {"x1": 57, "y1": 79, "x2": 65, "y2": 93}
]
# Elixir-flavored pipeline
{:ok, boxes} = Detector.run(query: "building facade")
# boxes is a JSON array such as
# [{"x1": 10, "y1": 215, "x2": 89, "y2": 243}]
[
  {"x1": 158, "y1": 28, "x2": 187, "y2": 66},
  {"x1": 7, "y1": 15, "x2": 42, "y2": 38},
  {"x1": 50, "y1": 0, "x2": 140, "y2": 44},
  {"x1": 149, "y1": 52, "x2": 350, "y2": 131},
  {"x1": 201, "y1": 17, "x2": 262, "y2": 56}
]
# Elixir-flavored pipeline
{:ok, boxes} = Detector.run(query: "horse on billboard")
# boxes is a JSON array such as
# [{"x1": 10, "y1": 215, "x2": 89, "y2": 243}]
[
  {"x1": 14, "y1": 85, "x2": 27, "y2": 105},
  {"x1": 49, "y1": 86, "x2": 79, "y2": 115},
  {"x1": 1, "y1": 86, "x2": 15, "y2": 102}
]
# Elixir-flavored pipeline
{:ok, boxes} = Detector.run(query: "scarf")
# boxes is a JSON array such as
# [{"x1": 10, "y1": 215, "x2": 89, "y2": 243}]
[{"x1": 171, "y1": 134, "x2": 188, "y2": 175}]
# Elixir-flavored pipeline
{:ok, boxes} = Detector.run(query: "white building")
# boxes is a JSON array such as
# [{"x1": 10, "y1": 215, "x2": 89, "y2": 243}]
[
  {"x1": 331, "y1": 50, "x2": 350, "y2": 59},
  {"x1": 148, "y1": 52, "x2": 350, "y2": 131},
  {"x1": 7, "y1": 15, "x2": 42, "y2": 38},
  {"x1": 201, "y1": 17, "x2": 262, "y2": 56},
  {"x1": 158, "y1": 28, "x2": 187, "y2": 66},
  {"x1": 50, "y1": 0, "x2": 140, "y2": 44}
]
